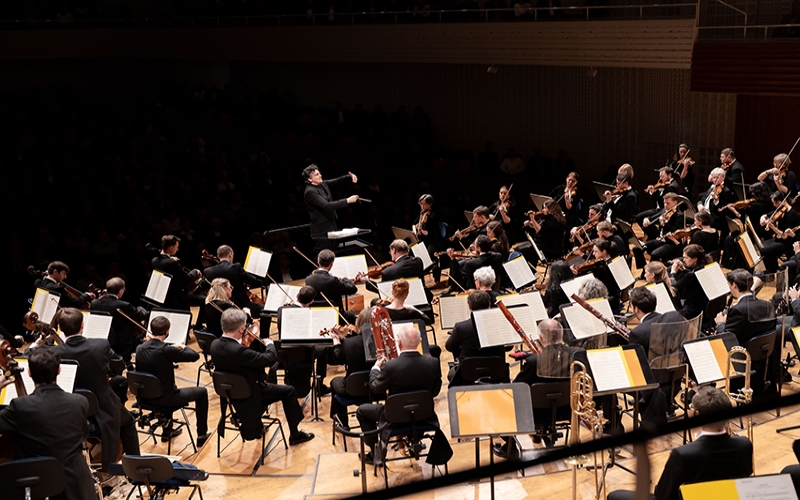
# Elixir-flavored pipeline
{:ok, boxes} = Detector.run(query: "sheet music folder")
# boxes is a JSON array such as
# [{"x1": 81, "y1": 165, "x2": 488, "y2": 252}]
[
  {"x1": 448, "y1": 383, "x2": 535, "y2": 439},
  {"x1": 0, "y1": 359, "x2": 79, "y2": 405},
  {"x1": 680, "y1": 474, "x2": 798, "y2": 500},
  {"x1": 574, "y1": 344, "x2": 658, "y2": 396},
  {"x1": 682, "y1": 333, "x2": 739, "y2": 385}
]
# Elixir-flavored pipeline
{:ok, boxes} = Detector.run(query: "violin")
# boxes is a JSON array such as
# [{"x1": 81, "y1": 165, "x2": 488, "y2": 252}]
[
  {"x1": 355, "y1": 261, "x2": 394, "y2": 281},
  {"x1": 449, "y1": 222, "x2": 484, "y2": 241},
  {"x1": 564, "y1": 240, "x2": 594, "y2": 262},
  {"x1": 434, "y1": 250, "x2": 478, "y2": 260},
  {"x1": 22, "y1": 311, "x2": 63, "y2": 345},
  {"x1": 655, "y1": 205, "x2": 680, "y2": 228},
  {"x1": 645, "y1": 179, "x2": 669, "y2": 195},
  {"x1": 572, "y1": 258, "x2": 602, "y2": 275},
  {"x1": 415, "y1": 210, "x2": 430, "y2": 234},
  {"x1": 27, "y1": 266, "x2": 99, "y2": 307},
  {"x1": 241, "y1": 322, "x2": 266, "y2": 348},
  {"x1": 711, "y1": 184, "x2": 723, "y2": 203},
  {"x1": 666, "y1": 226, "x2": 700, "y2": 241},
  {"x1": 146, "y1": 243, "x2": 205, "y2": 293},
  {"x1": 569, "y1": 211, "x2": 602, "y2": 243},
  {"x1": 319, "y1": 324, "x2": 358, "y2": 340},
  {"x1": 200, "y1": 249, "x2": 220, "y2": 264},
  {"x1": 721, "y1": 198, "x2": 754, "y2": 218},
  {"x1": 524, "y1": 210, "x2": 547, "y2": 220}
]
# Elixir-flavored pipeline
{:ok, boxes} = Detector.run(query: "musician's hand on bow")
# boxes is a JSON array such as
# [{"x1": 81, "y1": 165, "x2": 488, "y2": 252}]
[
  {"x1": 642, "y1": 218, "x2": 651, "y2": 228},
  {"x1": 446, "y1": 248, "x2": 455, "y2": 259},
  {"x1": 715, "y1": 310, "x2": 727, "y2": 325},
  {"x1": 346, "y1": 195, "x2": 359, "y2": 204},
  {"x1": 793, "y1": 241, "x2": 800, "y2": 255},
  {"x1": 570, "y1": 265, "x2": 578, "y2": 276},
  {"x1": 348, "y1": 171, "x2": 358, "y2": 183},
  {"x1": 786, "y1": 229, "x2": 796, "y2": 239},
  {"x1": 760, "y1": 214, "x2": 768, "y2": 226},
  {"x1": 603, "y1": 190, "x2": 612, "y2": 202}
]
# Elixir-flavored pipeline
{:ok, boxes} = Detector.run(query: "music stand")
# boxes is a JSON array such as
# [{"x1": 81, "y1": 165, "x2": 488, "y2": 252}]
[
  {"x1": 592, "y1": 181, "x2": 616, "y2": 203},
  {"x1": 530, "y1": 194, "x2": 554, "y2": 211},
  {"x1": 737, "y1": 232, "x2": 763, "y2": 270},
  {"x1": 313, "y1": 228, "x2": 373, "y2": 256},
  {"x1": 391, "y1": 226, "x2": 418, "y2": 245},
  {"x1": 464, "y1": 211, "x2": 474, "y2": 224},
  {"x1": 448, "y1": 383, "x2": 535, "y2": 500}
]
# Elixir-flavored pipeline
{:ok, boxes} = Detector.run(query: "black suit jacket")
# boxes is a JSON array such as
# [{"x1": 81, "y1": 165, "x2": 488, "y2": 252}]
[
  {"x1": 204, "y1": 260, "x2": 263, "y2": 308},
  {"x1": 305, "y1": 269, "x2": 358, "y2": 303},
  {"x1": 446, "y1": 315, "x2": 506, "y2": 364},
  {"x1": 460, "y1": 252, "x2": 503, "y2": 285},
  {"x1": 628, "y1": 312, "x2": 663, "y2": 353},
  {"x1": 609, "y1": 189, "x2": 638, "y2": 223},
  {"x1": 151, "y1": 253, "x2": 198, "y2": 310},
  {"x1": 369, "y1": 351, "x2": 441, "y2": 398},
  {"x1": 716, "y1": 294, "x2": 774, "y2": 345},
  {"x1": 33, "y1": 276, "x2": 92, "y2": 309},
  {"x1": 210, "y1": 336, "x2": 277, "y2": 440},
  {"x1": 204, "y1": 300, "x2": 236, "y2": 338},
  {"x1": 52, "y1": 335, "x2": 124, "y2": 468},
  {"x1": 381, "y1": 255, "x2": 424, "y2": 282},
  {"x1": 654, "y1": 433, "x2": 752, "y2": 500},
  {"x1": 328, "y1": 333, "x2": 370, "y2": 380},
  {"x1": 724, "y1": 160, "x2": 745, "y2": 191},
  {"x1": 0, "y1": 384, "x2": 97, "y2": 500},
  {"x1": 91, "y1": 294, "x2": 147, "y2": 355},
  {"x1": 673, "y1": 267, "x2": 708, "y2": 320},
  {"x1": 135, "y1": 338, "x2": 200, "y2": 401},
  {"x1": 304, "y1": 175, "x2": 351, "y2": 237}
]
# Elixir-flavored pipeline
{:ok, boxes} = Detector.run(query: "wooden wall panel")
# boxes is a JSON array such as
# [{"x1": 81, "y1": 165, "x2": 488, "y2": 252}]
[{"x1": 735, "y1": 94, "x2": 800, "y2": 172}]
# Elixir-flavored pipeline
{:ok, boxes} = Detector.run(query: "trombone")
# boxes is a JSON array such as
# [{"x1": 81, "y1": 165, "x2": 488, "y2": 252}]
[
  {"x1": 568, "y1": 361, "x2": 607, "y2": 500},
  {"x1": 724, "y1": 346, "x2": 754, "y2": 472}
]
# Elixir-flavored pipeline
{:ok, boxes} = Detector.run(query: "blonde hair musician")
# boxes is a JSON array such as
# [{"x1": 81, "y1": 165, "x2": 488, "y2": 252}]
[{"x1": 205, "y1": 277, "x2": 252, "y2": 337}]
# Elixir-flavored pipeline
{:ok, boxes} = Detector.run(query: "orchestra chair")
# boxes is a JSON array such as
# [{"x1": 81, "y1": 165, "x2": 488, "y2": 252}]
[
  {"x1": 331, "y1": 370, "x2": 372, "y2": 451},
  {"x1": 127, "y1": 371, "x2": 196, "y2": 455},
  {"x1": 121, "y1": 455, "x2": 206, "y2": 500},
  {"x1": 192, "y1": 329, "x2": 217, "y2": 386},
  {"x1": 212, "y1": 371, "x2": 287, "y2": 472},
  {"x1": 456, "y1": 356, "x2": 510, "y2": 385},
  {"x1": 529, "y1": 378, "x2": 572, "y2": 447},
  {"x1": 744, "y1": 328, "x2": 778, "y2": 395},
  {"x1": 75, "y1": 388, "x2": 103, "y2": 464},
  {"x1": 701, "y1": 295, "x2": 728, "y2": 334},
  {"x1": 0, "y1": 457, "x2": 66, "y2": 500},
  {"x1": 332, "y1": 423, "x2": 382, "y2": 494},
  {"x1": 380, "y1": 390, "x2": 448, "y2": 487}
]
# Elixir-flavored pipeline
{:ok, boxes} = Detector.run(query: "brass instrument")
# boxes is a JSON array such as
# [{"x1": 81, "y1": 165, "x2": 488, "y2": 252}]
[
  {"x1": 724, "y1": 346, "x2": 754, "y2": 473},
  {"x1": 568, "y1": 361, "x2": 607, "y2": 500}
]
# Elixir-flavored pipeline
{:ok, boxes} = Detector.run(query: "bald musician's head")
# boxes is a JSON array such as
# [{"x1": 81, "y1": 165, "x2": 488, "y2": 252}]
[
  {"x1": 396, "y1": 324, "x2": 421, "y2": 352},
  {"x1": 538, "y1": 319, "x2": 563, "y2": 347}
]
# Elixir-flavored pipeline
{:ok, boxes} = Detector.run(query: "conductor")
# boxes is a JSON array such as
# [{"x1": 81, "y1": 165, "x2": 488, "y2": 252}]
[{"x1": 303, "y1": 164, "x2": 359, "y2": 249}]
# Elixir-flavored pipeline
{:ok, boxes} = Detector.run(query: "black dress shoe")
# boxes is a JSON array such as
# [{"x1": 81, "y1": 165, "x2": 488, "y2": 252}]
[
  {"x1": 196, "y1": 432, "x2": 211, "y2": 448},
  {"x1": 319, "y1": 384, "x2": 332, "y2": 396},
  {"x1": 359, "y1": 451, "x2": 375, "y2": 465},
  {"x1": 289, "y1": 430, "x2": 315, "y2": 445},
  {"x1": 160, "y1": 427, "x2": 183, "y2": 442},
  {"x1": 491, "y1": 442, "x2": 519, "y2": 460}
]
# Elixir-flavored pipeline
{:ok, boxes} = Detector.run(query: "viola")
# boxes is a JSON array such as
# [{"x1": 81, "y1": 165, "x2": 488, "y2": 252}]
[{"x1": 433, "y1": 250, "x2": 478, "y2": 260}]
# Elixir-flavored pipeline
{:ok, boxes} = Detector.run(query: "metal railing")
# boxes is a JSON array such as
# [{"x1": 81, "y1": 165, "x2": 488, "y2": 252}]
[{"x1": 698, "y1": 23, "x2": 800, "y2": 40}]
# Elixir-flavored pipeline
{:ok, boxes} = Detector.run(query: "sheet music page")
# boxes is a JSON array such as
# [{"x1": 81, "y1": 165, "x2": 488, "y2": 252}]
[
  {"x1": 379, "y1": 278, "x2": 428, "y2": 306},
  {"x1": 244, "y1": 246, "x2": 272, "y2": 278},
  {"x1": 279, "y1": 307, "x2": 312, "y2": 340},
  {"x1": 738, "y1": 233, "x2": 760, "y2": 265},
  {"x1": 562, "y1": 299, "x2": 613, "y2": 339},
  {"x1": 502, "y1": 256, "x2": 536, "y2": 289},
  {"x1": 504, "y1": 304, "x2": 539, "y2": 341},
  {"x1": 264, "y1": 284, "x2": 300, "y2": 312},
  {"x1": 0, "y1": 359, "x2": 78, "y2": 404},
  {"x1": 645, "y1": 282, "x2": 676, "y2": 314},
  {"x1": 82, "y1": 312, "x2": 112, "y2": 340},
  {"x1": 439, "y1": 294, "x2": 470, "y2": 330},
  {"x1": 31, "y1": 288, "x2": 60, "y2": 324},
  {"x1": 683, "y1": 339, "x2": 725, "y2": 384},
  {"x1": 695, "y1": 263, "x2": 729, "y2": 300},
  {"x1": 411, "y1": 242, "x2": 434, "y2": 270},
  {"x1": 498, "y1": 291, "x2": 549, "y2": 323},
  {"x1": 735, "y1": 474, "x2": 798, "y2": 500},
  {"x1": 310, "y1": 308, "x2": 339, "y2": 337},
  {"x1": 746, "y1": 216, "x2": 764, "y2": 249},
  {"x1": 145, "y1": 271, "x2": 171, "y2": 304},
  {"x1": 56, "y1": 362, "x2": 78, "y2": 393},
  {"x1": 148, "y1": 311, "x2": 191, "y2": 344},
  {"x1": 472, "y1": 309, "x2": 521, "y2": 347},
  {"x1": 561, "y1": 274, "x2": 595, "y2": 303},
  {"x1": 586, "y1": 347, "x2": 633, "y2": 392},
  {"x1": 608, "y1": 256, "x2": 635, "y2": 290},
  {"x1": 329, "y1": 254, "x2": 368, "y2": 280}
]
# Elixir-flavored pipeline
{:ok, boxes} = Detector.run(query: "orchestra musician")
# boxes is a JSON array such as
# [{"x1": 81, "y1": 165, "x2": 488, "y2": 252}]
[
  {"x1": 203, "y1": 245, "x2": 265, "y2": 317},
  {"x1": 91, "y1": 277, "x2": 148, "y2": 366},
  {"x1": 596, "y1": 221, "x2": 629, "y2": 259},
  {"x1": 636, "y1": 166, "x2": 681, "y2": 241},
  {"x1": 371, "y1": 239, "x2": 424, "y2": 284},
  {"x1": 688, "y1": 211, "x2": 720, "y2": 254},
  {"x1": 522, "y1": 199, "x2": 566, "y2": 265},
  {"x1": 306, "y1": 249, "x2": 358, "y2": 311},
  {"x1": 0, "y1": 348, "x2": 99, "y2": 500},
  {"x1": 759, "y1": 191, "x2": 800, "y2": 273},
  {"x1": 210, "y1": 308, "x2": 315, "y2": 445},
  {"x1": 758, "y1": 153, "x2": 797, "y2": 197},
  {"x1": 472, "y1": 266, "x2": 500, "y2": 305},
  {"x1": 204, "y1": 278, "x2": 246, "y2": 338},
  {"x1": 632, "y1": 192, "x2": 685, "y2": 268},
  {"x1": 302, "y1": 164, "x2": 359, "y2": 250},
  {"x1": 543, "y1": 261, "x2": 572, "y2": 318},
  {"x1": 452, "y1": 205, "x2": 490, "y2": 245},
  {"x1": 714, "y1": 269, "x2": 775, "y2": 346},
  {"x1": 151, "y1": 235, "x2": 204, "y2": 312},
  {"x1": 488, "y1": 185, "x2": 517, "y2": 227},
  {"x1": 720, "y1": 147, "x2": 746, "y2": 189},
  {"x1": 568, "y1": 203, "x2": 603, "y2": 245},
  {"x1": 602, "y1": 173, "x2": 638, "y2": 224},
  {"x1": 577, "y1": 239, "x2": 622, "y2": 313},
  {"x1": 486, "y1": 221, "x2": 510, "y2": 260},
  {"x1": 380, "y1": 278, "x2": 432, "y2": 324},
  {"x1": 697, "y1": 168, "x2": 737, "y2": 236},
  {"x1": 327, "y1": 308, "x2": 372, "y2": 429},
  {"x1": 643, "y1": 261, "x2": 682, "y2": 311},
  {"x1": 33, "y1": 261, "x2": 95, "y2": 308},
  {"x1": 671, "y1": 143, "x2": 695, "y2": 197},
  {"x1": 549, "y1": 172, "x2": 583, "y2": 229},
  {"x1": 445, "y1": 235, "x2": 503, "y2": 294},
  {"x1": 414, "y1": 194, "x2": 445, "y2": 282},
  {"x1": 670, "y1": 244, "x2": 712, "y2": 320}
]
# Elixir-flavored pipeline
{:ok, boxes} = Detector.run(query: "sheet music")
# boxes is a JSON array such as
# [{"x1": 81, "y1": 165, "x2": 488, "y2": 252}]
[
  {"x1": 561, "y1": 298, "x2": 614, "y2": 339},
  {"x1": 145, "y1": 271, "x2": 171, "y2": 304},
  {"x1": 497, "y1": 292, "x2": 549, "y2": 323},
  {"x1": 738, "y1": 232, "x2": 760, "y2": 267},
  {"x1": 309, "y1": 308, "x2": 339, "y2": 337},
  {"x1": 645, "y1": 282, "x2": 676, "y2": 314},
  {"x1": 264, "y1": 284, "x2": 302, "y2": 312},
  {"x1": 503, "y1": 304, "x2": 540, "y2": 341},
  {"x1": 695, "y1": 262, "x2": 729, "y2": 301},
  {"x1": 329, "y1": 254, "x2": 368, "y2": 280},
  {"x1": 243, "y1": 246, "x2": 273, "y2": 278},
  {"x1": 502, "y1": 256, "x2": 536, "y2": 289},
  {"x1": 0, "y1": 360, "x2": 79, "y2": 404},
  {"x1": 746, "y1": 216, "x2": 764, "y2": 249},
  {"x1": 586, "y1": 347, "x2": 632, "y2": 392},
  {"x1": 81, "y1": 312, "x2": 113, "y2": 340},
  {"x1": 377, "y1": 278, "x2": 428, "y2": 306},
  {"x1": 411, "y1": 242, "x2": 434, "y2": 270},
  {"x1": 608, "y1": 256, "x2": 635, "y2": 290},
  {"x1": 280, "y1": 307, "x2": 337, "y2": 342},
  {"x1": 148, "y1": 310, "x2": 192, "y2": 345},
  {"x1": 438, "y1": 294, "x2": 470, "y2": 330},
  {"x1": 328, "y1": 228, "x2": 360, "y2": 238},
  {"x1": 472, "y1": 309, "x2": 522, "y2": 348},
  {"x1": 683, "y1": 339, "x2": 725, "y2": 384},
  {"x1": 560, "y1": 274, "x2": 595, "y2": 303},
  {"x1": 31, "y1": 288, "x2": 60, "y2": 324},
  {"x1": 734, "y1": 475, "x2": 797, "y2": 500}
]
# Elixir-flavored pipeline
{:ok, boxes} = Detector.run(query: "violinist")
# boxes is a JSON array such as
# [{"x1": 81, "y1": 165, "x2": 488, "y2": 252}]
[
  {"x1": 758, "y1": 153, "x2": 796, "y2": 197},
  {"x1": 203, "y1": 244, "x2": 265, "y2": 317},
  {"x1": 33, "y1": 261, "x2": 95, "y2": 308},
  {"x1": 597, "y1": 221, "x2": 629, "y2": 259},
  {"x1": 451, "y1": 205, "x2": 490, "y2": 245},
  {"x1": 543, "y1": 261, "x2": 573, "y2": 318},
  {"x1": 205, "y1": 278, "x2": 250, "y2": 338},
  {"x1": 523, "y1": 199, "x2": 566, "y2": 265},
  {"x1": 602, "y1": 173, "x2": 638, "y2": 224},
  {"x1": 581, "y1": 239, "x2": 622, "y2": 313},
  {"x1": 134, "y1": 316, "x2": 211, "y2": 448},
  {"x1": 444, "y1": 235, "x2": 503, "y2": 294},
  {"x1": 91, "y1": 277, "x2": 148, "y2": 365},
  {"x1": 568, "y1": 203, "x2": 603, "y2": 245},
  {"x1": 689, "y1": 211, "x2": 720, "y2": 255},
  {"x1": 759, "y1": 191, "x2": 800, "y2": 272},
  {"x1": 488, "y1": 185, "x2": 516, "y2": 227},
  {"x1": 634, "y1": 193, "x2": 685, "y2": 266},
  {"x1": 549, "y1": 172, "x2": 583, "y2": 231},
  {"x1": 697, "y1": 168, "x2": 737, "y2": 235},
  {"x1": 720, "y1": 147, "x2": 746, "y2": 189},
  {"x1": 306, "y1": 249, "x2": 358, "y2": 308},
  {"x1": 151, "y1": 235, "x2": 204, "y2": 312},
  {"x1": 210, "y1": 308, "x2": 315, "y2": 445},
  {"x1": 327, "y1": 308, "x2": 372, "y2": 429},
  {"x1": 671, "y1": 143, "x2": 695, "y2": 196},
  {"x1": 486, "y1": 221, "x2": 510, "y2": 260},
  {"x1": 375, "y1": 239, "x2": 424, "y2": 283},
  {"x1": 472, "y1": 266, "x2": 500, "y2": 305},
  {"x1": 414, "y1": 194, "x2": 444, "y2": 281},
  {"x1": 643, "y1": 261, "x2": 681, "y2": 310},
  {"x1": 636, "y1": 166, "x2": 680, "y2": 240}
]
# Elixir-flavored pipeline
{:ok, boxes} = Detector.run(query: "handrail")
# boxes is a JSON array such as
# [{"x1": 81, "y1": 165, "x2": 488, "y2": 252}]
[
  {"x1": 713, "y1": 0, "x2": 748, "y2": 38},
  {"x1": 0, "y1": 3, "x2": 699, "y2": 29},
  {"x1": 698, "y1": 22, "x2": 800, "y2": 40},
  {"x1": 344, "y1": 389, "x2": 800, "y2": 499}
]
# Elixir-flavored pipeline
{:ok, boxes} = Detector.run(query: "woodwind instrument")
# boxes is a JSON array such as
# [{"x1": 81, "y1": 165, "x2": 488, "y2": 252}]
[
  {"x1": 370, "y1": 305, "x2": 397, "y2": 361},
  {"x1": 496, "y1": 301, "x2": 542, "y2": 354},
  {"x1": 724, "y1": 346, "x2": 754, "y2": 472},
  {"x1": 567, "y1": 360, "x2": 607, "y2": 500},
  {"x1": 569, "y1": 293, "x2": 630, "y2": 341}
]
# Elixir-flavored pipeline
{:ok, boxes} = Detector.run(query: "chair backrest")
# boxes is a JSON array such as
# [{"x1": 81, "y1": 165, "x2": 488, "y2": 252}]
[
  {"x1": 744, "y1": 330, "x2": 777, "y2": 363},
  {"x1": 704, "y1": 295, "x2": 728, "y2": 326},
  {"x1": 194, "y1": 329, "x2": 217, "y2": 356},
  {"x1": 109, "y1": 357, "x2": 127, "y2": 375},
  {"x1": 649, "y1": 317, "x2": 698, "y2": 369},
  {"x1": 74, "y1": 388, "x2": 99, "y2": 417},
  {"x1": 458, "y1": 357, "x2": 509, "y2": 384},
  {"x1": 438, "y1": 221, "x2": 448, "y2": 239},
  {"x1": 344, "y1": 370, "x2": 371, "y2": 397},
  {"x1": 529, "y1": 379, "x2": 571, "y2": 411},
  {"x1": 127, "y1": 371, "x2": 164, "y2": 400},
  {"x1": 0, "y1": 457, "x2": 66, "y2": 500},
  {"x1": 121, "y1": 455, "x2": 175, "y2": 484},
  {"x1": 383, "y1": 390, "x2": 435, "y2": 424},
  {"x1": 212, "y1": 371, "x2": 252, "y2": 401}
]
